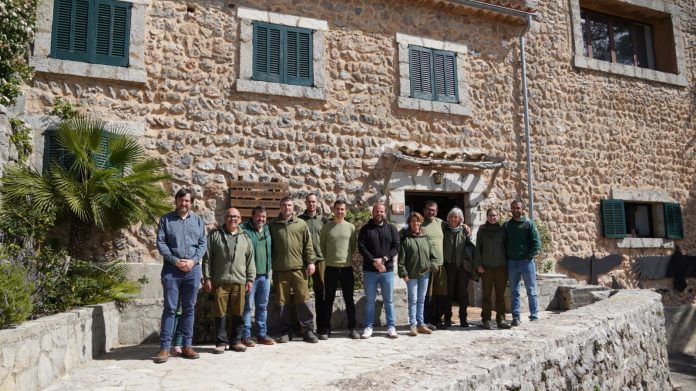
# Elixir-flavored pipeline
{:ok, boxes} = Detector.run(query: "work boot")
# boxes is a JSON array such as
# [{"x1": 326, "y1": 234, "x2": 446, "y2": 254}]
[
  {"x1": 482, "y1": 320, "x2": 492, "y2": 330},
  {"x1": 241, "y1": 338, "x2": 256, "y2": 348},
  {"x1": 303, "y1": 330, "x2": 319, "y2": 343},
  {"x1": 277, "y1": 334, "x2": 291, "y2": 343},
  {"x1": 257, "y1": 335, "x2": 275, "y2": 345},
  {"x1": 511, "y1": 318, "x2": 520, "y2": 327},
  {"x1": 497, "y1": 321, "x2": 511, "y2": 329},
  {"x1": 416, "y1": 325, "x2": 432, "y2": 334},
  {"x1": 349, "y1": 329, "x2": 360, "y2": 339},
  {"x1": 154, "y1": 349, "x2": 169, "y2": 364},
  {"x1": 230, "y1": 342, "x2": 247, "y2": 352},
  {"x1": 181, "y1": 347, "x2": 200, "y2": 359}
]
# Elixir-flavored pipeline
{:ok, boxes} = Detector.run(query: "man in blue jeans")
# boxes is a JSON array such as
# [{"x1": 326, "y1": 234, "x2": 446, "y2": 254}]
[
  {"x1": 154, "y1": 188, "x2": 207, "y2": 363},
  {"x1": 357, "y1": 201, "x2": 400, "y2": 339},
  {"x1": 505, "y1": 199, "x2": 542, "y2": 327},
  {"x1": 240, "y1": 205, "x2": 275, "y2": 347}
]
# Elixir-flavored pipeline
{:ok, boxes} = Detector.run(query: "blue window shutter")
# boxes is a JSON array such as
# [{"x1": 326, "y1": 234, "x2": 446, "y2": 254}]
[
  {"x1": 409, "y1": 46, "x2": 433, "y2": 100},
  {"x1": 433, "y1": 49, "x2": 458, "y2": 103},
  {"x1": 285, "y1": 28, "x2": 313, "y2": 86},
  {"x1": 253, "y1": 22, "x2": 282, "y2": 83},
  {"x1": 664, "y1": 203, "x2": 684, "y2": 239},
  {"x1": 93, "y1": 0, "x2": 131, "y2": 66},
  {"x1": 51, "y1": 0, "x2": 90, "y2": 62},
  {"x1": 601, "y1": 199, "x2": 626, "y2": 238}
]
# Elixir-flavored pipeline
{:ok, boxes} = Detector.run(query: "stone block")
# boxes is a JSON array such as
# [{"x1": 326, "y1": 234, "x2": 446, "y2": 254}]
[
  {"x1": 557, "y1": 285, "x2": 609, "y2": 310},
  {"x1": 297, "y1": 16, "x2": 329, "y2": 31},
  {"x1": 237, "y1": 7, "x2": 269, "y2": 22}
]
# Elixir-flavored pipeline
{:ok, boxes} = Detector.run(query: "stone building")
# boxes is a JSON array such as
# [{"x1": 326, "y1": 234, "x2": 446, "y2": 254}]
[{"x1": 8, "y1": 0, "x2": 695, "y2": 301}]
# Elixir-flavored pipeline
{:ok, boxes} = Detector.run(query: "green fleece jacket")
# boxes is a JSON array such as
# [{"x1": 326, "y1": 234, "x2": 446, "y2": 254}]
[
  {"x1": 269, "y1": 214, "x2": 315, "y2": 271},
  {"x1": 320, "y1": 220, "x2": 356, "y2": 268},
  {"x1": 474, "y1": 222, "x2": 507, "y2": 269},
  {"x1": 420, "y1": 217, "x2": 445, "y2": 267},
  {"x1": 202, "y1": 227, "x2": 256, "y2": 284},
  {"x1": 505, "y1": 217, "x2": 541, "y2": 261},
  {"x1": 299, "y1": 212, "x2": 327, "y2": 262},
  {"x1": 398, "y1": 231, "x2": 438, "y2": 279}
]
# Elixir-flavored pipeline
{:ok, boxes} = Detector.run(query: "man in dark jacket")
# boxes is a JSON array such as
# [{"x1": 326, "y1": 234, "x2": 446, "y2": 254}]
[
  {"x1": 357, "y1": 201, "x2": 400, "y2": 339},
  {"x1": 505, "y1": 199, "x2": 542, "y2": 326}
]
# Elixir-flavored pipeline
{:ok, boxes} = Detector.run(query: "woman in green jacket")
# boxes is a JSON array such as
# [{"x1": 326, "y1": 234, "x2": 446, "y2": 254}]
[
  {"x1": 474, "y1": 208, "x2": 511, "y2": 330},
  {"x1": 399, "y1": 212, "x2": 438, "y2": 336}
]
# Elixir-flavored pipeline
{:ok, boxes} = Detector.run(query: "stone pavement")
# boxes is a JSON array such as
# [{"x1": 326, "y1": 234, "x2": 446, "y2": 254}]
[{"x1": 44, "y1": 308, "x2": 525, "y2": 391}]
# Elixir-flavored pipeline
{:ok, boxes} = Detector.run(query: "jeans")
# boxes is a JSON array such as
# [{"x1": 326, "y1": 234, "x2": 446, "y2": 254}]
[
  {"x1": 242, "y1": 274, "x2": 271, "y2": 338},
  {"x1": 324, "y1": 266, "x2": 356, "y2": 331},
  {"x1": 508, "y1": 259, "x2": 538, "y2": 320},
  {"x1": 406, "y1": 272, "x2": 430, "y2": 327},
  {"x1": 363, "y1": 271, "x2": 395, "y2": 328},
  {"x1": 160, "y1": 263, "x2": 201, "y2": 350}
]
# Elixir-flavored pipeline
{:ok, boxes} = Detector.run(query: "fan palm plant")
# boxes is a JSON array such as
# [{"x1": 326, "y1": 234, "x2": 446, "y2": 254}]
[{"x1": 1, "y1": 116, "x2": 171, "y2": 258}]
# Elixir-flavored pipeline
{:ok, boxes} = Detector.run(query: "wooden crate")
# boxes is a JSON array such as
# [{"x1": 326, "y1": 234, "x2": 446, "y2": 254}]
[{"x1": 227, "y1": 180, "x2": 289, "y2": 219}]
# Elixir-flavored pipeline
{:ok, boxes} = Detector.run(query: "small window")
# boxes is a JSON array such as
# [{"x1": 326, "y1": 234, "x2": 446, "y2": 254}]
[
  {"x1": 51, "y1": 0, "x2": 132, "y2": 67},
  {"x1": 581, "y1": 9, "x2": 655, "y2": 70},
  {"x1": 43, "y1": 129, "x2": 116, "y2": 172},
  {"x1": 409, "y1": 45, "x2": 458, "y2": 103},
  {"x1": 253, "y1": 22, "x2": 313, "y2": 87},
  {"x1": 601, "y1": 199, "x2": 683, "y2": 239}
]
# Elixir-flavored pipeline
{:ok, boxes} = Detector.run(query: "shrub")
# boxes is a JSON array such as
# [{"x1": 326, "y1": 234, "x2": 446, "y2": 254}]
[
  {"x1": 346, "y1": 208, "x2": 373, "y2": 290},
  {"x1": 535, "y1": 220, "x2": 555, "y2": 274},
  {"x1": 0, "y1": 262, "x2": 33, "y2": 327},
  {"x1": 0, "y1": 0, "x2": 38, "y2": 106}
]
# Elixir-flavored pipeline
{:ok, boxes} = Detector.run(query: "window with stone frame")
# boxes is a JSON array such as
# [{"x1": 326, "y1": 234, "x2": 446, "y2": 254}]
[
  {"x1": 408, "y1": 45, "x2": 458, "y2": 103},
  {"x1": 601, "y1": 198, "x2": 683, "y2": 242},
  {"x1": 43, "y1": 129, "x2": 117, "y2": 172},
  {"x1": 252, "y1": 22, "x2": 313, "y2": 87},
  {"x1": 51, "y1": 0, "x2": 131, "y2": 67}
]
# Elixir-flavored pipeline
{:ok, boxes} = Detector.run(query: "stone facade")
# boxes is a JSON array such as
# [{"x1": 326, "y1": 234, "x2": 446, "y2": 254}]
[{"x1": 16, "y1": 0, "x2": 696, "y2": 302}]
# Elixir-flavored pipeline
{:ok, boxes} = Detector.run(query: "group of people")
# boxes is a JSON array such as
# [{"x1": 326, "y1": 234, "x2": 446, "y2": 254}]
[{"x1": 153, "y1": 188, "x2": 541, "y2": 363}]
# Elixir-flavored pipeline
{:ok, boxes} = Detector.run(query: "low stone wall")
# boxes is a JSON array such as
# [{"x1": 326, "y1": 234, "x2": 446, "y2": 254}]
[
  {"x1": 329, "y1": 289, "x2": 673, "y2": 390},
  {"x1": 0, "y1": 303, "x2": 120, "y2": 391},
  {"x1": 664, "y1": 304, "x2": 696, "y2": 355}
]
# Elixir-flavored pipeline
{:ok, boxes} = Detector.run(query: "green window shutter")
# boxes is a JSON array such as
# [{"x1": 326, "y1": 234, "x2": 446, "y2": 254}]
[
  {"x1": 93, "y1": 131, "x2": 112, "y2": 169},
  {"x1": 51, "y1": 0, "x2": 90, "y2": 62},
  {"x1": 253, "y1": 22, "x2": 282, "y2": 83},
  {"x1": 664, "y1": 203, "x2": 684, "y2": 239},
  {"x1": 43, "y1": 129, "x2": 74, "y2": 172},
  {"x1": 601, "y1": 199, "x2": 626, "y2": 238},
  {"x1": 433, "y1": 49, "x2": 458, "y2": 103},
  {"x1": 285, "y1": 27, "x2": 313, "y2": 86},
  {"x1": 409, "y1": 46, "x2": 433, "y2": 100},
  {"x1": 93, "y1": 0, "x2": 131, "y2": 66}
]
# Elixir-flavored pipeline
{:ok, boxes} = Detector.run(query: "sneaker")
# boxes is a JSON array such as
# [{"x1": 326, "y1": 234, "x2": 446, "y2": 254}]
[
  {"x1": 416, "y1": 325, "x2": 432, "y2": 334},
  {"x1": 408, "y1": 327, "x2": 418, "y2": 336},
  {"x1": 387, "y1": 326, "x2": 399, "y2": 339},
  {"x1": 241, "y1": 338, "x2": 256, "y2": 348},
  {"x1": 460, "y1": 321, "x2": 469, "y2": 328},
  {"x1": 213, "y1": 344, "x2": 226, "y2": 354},
  {"x1": 277, "y1": 334, "x2": 290, "y2": 343},
  {"x1": 361, "y1": 327, "x2": 373, "y2": 339},
  {"x1": 511, "y1": 318, "x2": 520, "y2": 327},
  {"x1": 349, "y1": 329, "x2": 360, "y2": 340},
  {"x1": 497, "y1": 321, "x2": 511, "y2": 329},
  {"x1": 257, "y1": 335, "x2": 275, "y2": 345},
  {"x1": 230, "y1": 342, "x2": 247, "y2": 352},
  {"x1": 482, "y1": 320, "x2": 492, "y2": 329},
  {"x1": 303, "y1": 330, "x2": 319, "y2": 343},
  {"x1": 169, "y1": 346, "x2": 182, "y2": 357}
]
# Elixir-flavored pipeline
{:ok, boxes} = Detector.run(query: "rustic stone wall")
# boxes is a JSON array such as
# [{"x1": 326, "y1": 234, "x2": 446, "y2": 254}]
[{"x1": 18, "y1": 0, "x2": 696, "y2": 302}]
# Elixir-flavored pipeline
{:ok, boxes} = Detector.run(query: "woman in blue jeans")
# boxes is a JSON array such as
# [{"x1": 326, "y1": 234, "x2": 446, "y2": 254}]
[{"x1": 398, "y1": 212, "x2": 438, "y2": 336}]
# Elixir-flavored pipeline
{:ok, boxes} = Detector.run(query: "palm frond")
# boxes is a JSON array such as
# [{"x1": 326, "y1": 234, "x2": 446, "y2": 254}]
[{"x1": 1, "y1": 165, "x2": 61, "y2": 214}]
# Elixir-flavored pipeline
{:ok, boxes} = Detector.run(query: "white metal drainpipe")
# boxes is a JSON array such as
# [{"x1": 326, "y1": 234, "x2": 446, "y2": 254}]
[{"x1": 447, "y1": 1, "x2": 536, "y2": 219}]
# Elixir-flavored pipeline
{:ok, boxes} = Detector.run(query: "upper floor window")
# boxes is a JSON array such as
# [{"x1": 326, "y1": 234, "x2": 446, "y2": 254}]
[
  {"x1": 601, "y1": 199, "x2": 683, "y2": 240},
  {"x1": 51, "y1": 0, "x2": 131, "y2": 67},
  {"x1": 581, "y1": 9, "x2": 654, "y2": 70},
  {"x1": 253, "y1": 22, "x2": 313, "y2": 87},
  {"x1": 409, "y1": 46, "x2": 458, "y2": 103}
]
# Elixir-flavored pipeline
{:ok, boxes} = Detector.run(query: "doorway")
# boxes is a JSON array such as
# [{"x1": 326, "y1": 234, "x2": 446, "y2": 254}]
[{"x1": 404, "y1": 191, "x2": 467, "y2": 222}]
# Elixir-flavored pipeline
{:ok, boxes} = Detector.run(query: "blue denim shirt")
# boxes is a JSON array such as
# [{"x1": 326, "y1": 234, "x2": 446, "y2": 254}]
[{"x1": 156, "y1": 210, "x2": 207, "y2": 266}]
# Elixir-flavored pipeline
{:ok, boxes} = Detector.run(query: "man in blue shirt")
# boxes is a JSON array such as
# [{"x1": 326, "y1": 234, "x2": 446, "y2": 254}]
[{"x1": 154, "y1": 188, "x2": 207, "y2": 363}]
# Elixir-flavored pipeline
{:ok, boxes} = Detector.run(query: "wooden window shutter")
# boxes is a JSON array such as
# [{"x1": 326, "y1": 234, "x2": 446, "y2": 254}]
[
  {"x1": 663, "y1": 203, "x2": 684, "y2": 239},
  {"x1": 93, "y1": 0, "x2": 131, "y2": 66},
  {"x1": 253, "y1": 22, "x2": 282, "y2": 83},
  {"x1": 409, "y1": 46, "x2": 433, "y2": 100},
  {"x1": 601, "y1": 199, "x2": 626, "y2": 238},
  {"x1": 93, "y1": 131, "x2": 112, "y2": 169},
  {"x1": 433, "y1": 49, "x2": 458, "y2": 103},
  {"x1": 51, "y1": 0, "x2": 90, "y2": 62},
  {"x1": 285, "y1": 27, "x2": 313, "y2": 86},
  {"x1": 43, "y1": 130, "x2": 74, "y2": 172}
]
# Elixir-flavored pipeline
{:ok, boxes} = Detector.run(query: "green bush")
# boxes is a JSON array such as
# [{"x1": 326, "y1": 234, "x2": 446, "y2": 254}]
[
  {"x1": 0, "y1": 0, "x2": 38, "y2": 106},
  {"x1": 0, "y1": 262, "x2": 33, "y2": 328},
  {"x1": 535, "y1": 220, "x2": 555, "y2": 274},
  {"x1": 346, "y1": 208, "x2": 373, "y2": 290}
]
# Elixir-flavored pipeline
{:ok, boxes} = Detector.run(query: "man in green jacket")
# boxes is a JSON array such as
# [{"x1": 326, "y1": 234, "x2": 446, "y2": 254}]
[
  {"x1": 202, "y1": 207, "x2": 255, "y2": 353},
  {"x1": 269, "y1": 197, "x2": 318, "y2": 343},
  {"x1": 505, "y1": 199, "x2": 542, "y2": 326},
  {"x1": 298, "y1": 193, "x2": 329, "y2": 339}
]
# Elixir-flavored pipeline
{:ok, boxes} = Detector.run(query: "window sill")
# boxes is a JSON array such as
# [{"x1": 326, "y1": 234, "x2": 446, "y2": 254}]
[
  {"x1": 573, "y1": 55, "x2": 687, "y2": 87},
  {"x1": 29, "y1": 56, "x2": 147, "y2": 84},
  {"x1": 236, "y1": 79, "x2": 326, "y2": 100},
  {"x1": 617, "y1": 237, "x2": 675, "y2": 249},
  {"x1": 397, "y1": 96, "x2": 472, "y2": 116}
]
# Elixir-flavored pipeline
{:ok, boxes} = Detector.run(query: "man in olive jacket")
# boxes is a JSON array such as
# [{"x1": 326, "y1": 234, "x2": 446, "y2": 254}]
[
  {"x1": 202, "y1": 207, "x2": 255, "y2": 353},
  {"x1": 269, "y1": 197, "x2": 318, "y2": 343}
]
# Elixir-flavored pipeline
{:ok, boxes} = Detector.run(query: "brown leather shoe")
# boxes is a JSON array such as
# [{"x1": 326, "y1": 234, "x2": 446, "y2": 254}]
[
  {"x1": 256, "y1": 335, "x2": 275, "y2": 345},
  {"x1": 241, "y1": 337, "x2": 256, "y2": 347},
  {"x1": 154, "y1": 349, "x2": 169, "y2": 363},
  {"x1": 181, "y1": 347, "x2": 200, "y2": 359}
]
